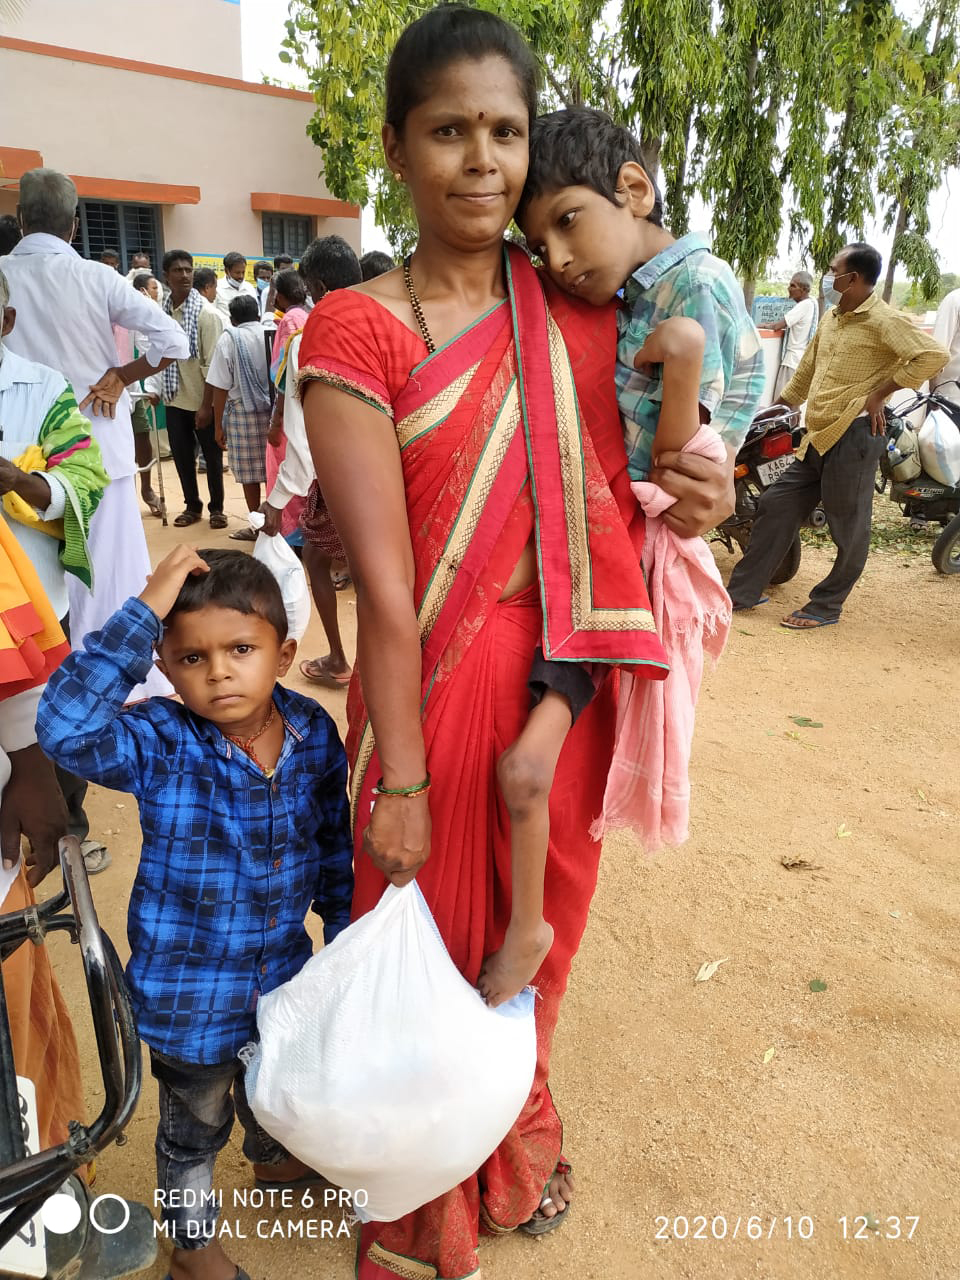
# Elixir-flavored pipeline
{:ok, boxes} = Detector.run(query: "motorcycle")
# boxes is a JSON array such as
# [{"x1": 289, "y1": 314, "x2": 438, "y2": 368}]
[
  {"x1": 712, "y1": 408, "x2": 827, "y2": 584},
  {"x1": 877, "y1": 385, "x2": 960, "y2": 575}
]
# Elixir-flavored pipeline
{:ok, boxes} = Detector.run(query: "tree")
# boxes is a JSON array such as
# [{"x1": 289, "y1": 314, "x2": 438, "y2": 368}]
[
  {"x1": 782, "y1": 0, "x2": 899, "y2": 288},
  {"x1": 698, "y1": 0, "x2": 796, "y2": 309},
  {"x1": 619, "y1": 0, "x2": 715, "y2": 233},
  {"x1": 878, "y1": 0, "x2": 960, "y2": 302}
]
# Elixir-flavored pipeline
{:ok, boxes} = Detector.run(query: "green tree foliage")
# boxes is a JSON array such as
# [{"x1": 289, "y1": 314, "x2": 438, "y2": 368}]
[
  {"x1": 283, "y1": 0, "x2": 959, "y2": 295},
  {"x1": 878, "y1": 0, "x2": 960, "y2": 300}
]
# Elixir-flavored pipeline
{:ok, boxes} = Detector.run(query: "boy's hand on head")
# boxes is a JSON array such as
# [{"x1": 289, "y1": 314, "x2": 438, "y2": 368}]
[
  {"x1": 633, "y1": 317, "x2": 706, "y2": 375},
  {"x1": 139, "y1": 545, "x2": 210, "y2": 620}
]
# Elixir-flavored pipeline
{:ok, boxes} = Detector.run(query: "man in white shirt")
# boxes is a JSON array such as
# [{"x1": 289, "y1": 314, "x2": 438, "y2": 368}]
[
  {"x1": 0, "y1": 168, "x2": 187, "y2": 698},
  {"x1": 214, "y1": 251, "x2": 258, "y2": 318},
  {"x1": 932, "y1": 287, "x2": 960, "y2": 407},
  {"x1": 771, "y1": 271, "x2": 818, "y2": 400}
]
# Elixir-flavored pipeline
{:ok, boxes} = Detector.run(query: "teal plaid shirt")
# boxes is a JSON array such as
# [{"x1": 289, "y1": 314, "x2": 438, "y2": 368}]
[{"x1": 616, "y1": 233, "x2": 765, "y2": 481}]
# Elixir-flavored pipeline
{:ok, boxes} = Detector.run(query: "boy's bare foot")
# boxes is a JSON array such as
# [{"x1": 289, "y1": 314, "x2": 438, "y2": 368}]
[
  {"x1": 169, "y1": 1240, "x2": 239, "y2": 1280},
  {"x1": 478, "y1": 919, "x2": 554, "y2": 1007}
]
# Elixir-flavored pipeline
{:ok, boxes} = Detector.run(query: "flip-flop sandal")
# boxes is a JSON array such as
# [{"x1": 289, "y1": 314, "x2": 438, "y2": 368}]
[
  {"x1": 173, "y1": 510, "x2": 202, "y2": 527},
  {"x1": 731, "y1": 595, "x2": 769, "y2": 613},
  {"x1": 333, "y1": 573, "x2": 352, "y2": 591},
  {"x1": 80, "y1": 840, "x2": 112, "y2": 875},
  {"x1": 518, "y1": 1158, "x2": 572, "y2": 1236},
  {"x1": 163, "y1": 1272, "x2": 250, "y2": 1280},
  {"x1": 299, "y1": 658, "x2": 352, "y2": 687},
  {"x1": 781, "y1": 610, "x2": 839, "y2": 630},
  {"x1": 229, "y1": 527, "x2": 259, "y2": 541}
]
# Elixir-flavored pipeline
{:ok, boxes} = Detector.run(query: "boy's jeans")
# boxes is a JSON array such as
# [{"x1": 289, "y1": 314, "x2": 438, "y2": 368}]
[{"x1": 150, "y1": 1048, "x2": 288, "y2": 1250}]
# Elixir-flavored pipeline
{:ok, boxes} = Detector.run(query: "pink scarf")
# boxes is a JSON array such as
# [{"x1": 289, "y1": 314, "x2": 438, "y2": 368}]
[{"x1": 593, "y1": 425, "x2": 731, "y2": 850}]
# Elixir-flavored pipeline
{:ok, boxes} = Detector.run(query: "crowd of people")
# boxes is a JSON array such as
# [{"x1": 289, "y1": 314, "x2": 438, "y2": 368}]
[{"x1": 0, "y1": 5, "x2": 956, "y2": 1280}]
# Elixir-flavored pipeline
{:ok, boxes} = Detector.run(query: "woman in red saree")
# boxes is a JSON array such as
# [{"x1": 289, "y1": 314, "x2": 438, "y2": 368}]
[{"x1": 299, "y1": 9, "x2": 734, "y2": 1278}]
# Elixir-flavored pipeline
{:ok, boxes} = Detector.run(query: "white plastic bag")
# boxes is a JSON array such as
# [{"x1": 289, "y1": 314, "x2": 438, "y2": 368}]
[
  {"x1": 245, "y1": 882, "x2": 537, "y2": 1222},
  {"x1": 248, "y1": 512, "x2": 311, "y2": 641},
  {"x1": 918, "y1": 409, "x2": 960, "y2": 488}
]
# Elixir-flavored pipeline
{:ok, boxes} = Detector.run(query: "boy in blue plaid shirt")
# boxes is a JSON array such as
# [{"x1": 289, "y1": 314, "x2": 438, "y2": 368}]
[
  {"x1": 478, "y1": 109, "x2": 762, "y2": 1010},
  {"x1": 38, "y1": 545, "x2": 353, "y2": 1280}
]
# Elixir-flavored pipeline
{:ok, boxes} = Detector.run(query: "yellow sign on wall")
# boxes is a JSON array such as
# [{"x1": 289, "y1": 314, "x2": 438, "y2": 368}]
[{"x1": 190, "y1": 254, "x2": 275, "y2": 284}]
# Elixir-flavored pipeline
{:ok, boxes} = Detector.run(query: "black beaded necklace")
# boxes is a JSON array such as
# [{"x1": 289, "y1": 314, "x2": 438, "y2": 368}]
[{"x1": 403, "y1": 256, "x2": 436, "y2": 354}]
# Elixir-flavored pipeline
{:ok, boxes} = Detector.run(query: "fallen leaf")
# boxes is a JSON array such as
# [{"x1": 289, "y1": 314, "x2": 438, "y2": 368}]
[
  {"x1": 836, "y1": 823, "x2": 852, "y2": 838},
  {"x1": 809, "y1": 979, "x2": 827, "y2": 992},
  {"x1": 780, "y1": 856, "x2": 823, "y2": 872},
  {"x1": 736, "y1": 628, "x2": 754, "y2": 636},
  {"x1": 695, "y1": 958, "x2": 729, "y2": 983},
  {"x1": 785, "y1": 730, "x2": 816, "y2": 750},
  {"x1": 889, "y1": 910, "x2": 901, "y2": 920},
  {"x1": 863, "y1": 1214, "x2": 880, "y2": 1233},
  {"x1": 789, "y1": 715, "x2": 824, "y2": 728},
  {"x1": 763, "y1": 1047, "x2": 776, "y2": 1064},
  {"x1": 917, "y1": 788, "x2": 927, "y2": 802}
]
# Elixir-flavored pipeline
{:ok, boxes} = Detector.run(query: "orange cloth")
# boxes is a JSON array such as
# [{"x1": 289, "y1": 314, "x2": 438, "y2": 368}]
[
  {"x1": 1, "y1": 868, "x2": 86, "y2": 1153},
  {"x1": 0, "y1": 515, "x2": 70, "y2": 694}
]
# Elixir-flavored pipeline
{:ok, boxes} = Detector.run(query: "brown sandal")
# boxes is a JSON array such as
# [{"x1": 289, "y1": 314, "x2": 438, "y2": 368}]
[{"x1": 173, "y1": 509, "x2": 202, "y2": 527}]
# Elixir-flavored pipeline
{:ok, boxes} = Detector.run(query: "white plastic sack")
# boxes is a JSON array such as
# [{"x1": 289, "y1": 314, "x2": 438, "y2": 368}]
[
  {"x1": 245, "y1": 882, "x2": 537, "y2": 1222},
  {"x1": 248, "y1": 512, "x2": 311, "y2": 641},
  {"x1": 918, "y1": 409, "x2": 960, "y2": 488}
]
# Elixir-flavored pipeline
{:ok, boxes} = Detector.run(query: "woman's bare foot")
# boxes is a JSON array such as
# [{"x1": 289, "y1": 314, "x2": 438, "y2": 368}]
[
  {"x1": 539, "y1": 1163, "x2": 574, "y2": 1220},
  {"x1": 478, "y1": 919, "x2": 554, "y2": 1007},
  {"x1": 169, "y1": 1240, "x2": 239, "y2": 1280}
]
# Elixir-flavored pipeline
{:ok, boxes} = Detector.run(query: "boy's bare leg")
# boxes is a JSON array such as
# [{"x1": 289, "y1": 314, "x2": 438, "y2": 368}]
[
  {"x1": 479, "y1": 690, "x2": 572, "y2": 1007},
  {"x1": 169, "y1": 1240, "x2": 238, "y2": 1280}
]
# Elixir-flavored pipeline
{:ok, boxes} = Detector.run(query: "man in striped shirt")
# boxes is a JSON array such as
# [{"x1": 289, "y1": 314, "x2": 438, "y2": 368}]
[{"x1": 728, "y1": 242, "x2": 948, "y2": 628}]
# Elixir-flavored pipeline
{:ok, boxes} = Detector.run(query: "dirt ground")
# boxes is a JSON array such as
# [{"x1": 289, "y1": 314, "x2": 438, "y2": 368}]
[{"x1": 37, "y1": 461, "x2": 960, "y2": 1280}]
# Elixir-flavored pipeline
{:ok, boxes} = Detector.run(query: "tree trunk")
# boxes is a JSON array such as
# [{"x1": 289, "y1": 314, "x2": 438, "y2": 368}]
[
  {"x1": 742, "y1": 277, "x2": 757, "y2": 312},
  {"x1": 640, "y1": 133, "x2": 662, "y2": 182},
  {"x1": 882, "y1": 196, "x2": 909, "y2": 303},
  {"x1": 666, "y1": 104, "x2": 695, "y2": 236}
]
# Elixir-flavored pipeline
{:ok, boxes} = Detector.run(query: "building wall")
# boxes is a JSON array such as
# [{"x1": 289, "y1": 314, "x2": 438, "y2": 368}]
[
  {"x1": 0, "y1": 43, "x2": 360, "y2": 263},
  {"x1": 0, "y1": 0, "x2": 243, "y2": 77}
]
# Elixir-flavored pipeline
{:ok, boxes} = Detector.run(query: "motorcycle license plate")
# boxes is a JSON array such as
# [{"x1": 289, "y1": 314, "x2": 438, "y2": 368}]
[{"x1": 757, "y1": 455, "x2": 794, "y2": 485}]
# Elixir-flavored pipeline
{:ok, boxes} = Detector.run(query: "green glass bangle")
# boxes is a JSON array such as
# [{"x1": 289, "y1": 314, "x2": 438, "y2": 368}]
[{"x1": 373, "y1": 773, "x2": 431, "y2": 798}]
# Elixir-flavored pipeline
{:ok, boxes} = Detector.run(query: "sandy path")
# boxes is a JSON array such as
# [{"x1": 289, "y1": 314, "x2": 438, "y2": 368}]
[{"x1": 38, "y1": 462, "x2": 960, "y2": 1280}]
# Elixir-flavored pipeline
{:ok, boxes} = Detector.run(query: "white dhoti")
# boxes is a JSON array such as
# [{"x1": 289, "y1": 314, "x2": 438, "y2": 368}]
[{"x1": 66, "y1": 475, "x2": 171, "y2": 699}]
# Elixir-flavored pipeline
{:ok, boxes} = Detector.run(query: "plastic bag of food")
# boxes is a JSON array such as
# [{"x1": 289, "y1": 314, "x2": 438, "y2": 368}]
[
  {"x1": 249, "y1": 511, "x2": 311, "y2": 641},
  {"x1": 245, "y1": 882, "x2": 537, "y2": 1222},
  {"x1": 918, "y1": 408, "x2": 960, "y2": 488}
]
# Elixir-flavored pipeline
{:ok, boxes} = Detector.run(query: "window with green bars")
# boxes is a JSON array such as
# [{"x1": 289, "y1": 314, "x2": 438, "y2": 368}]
[{"x1": 261, "y1": 213, "x2": 312, "y2": 259}]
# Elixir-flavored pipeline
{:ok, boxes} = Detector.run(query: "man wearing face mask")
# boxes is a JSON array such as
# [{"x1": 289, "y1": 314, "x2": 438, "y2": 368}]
[{"x1": 728, "y1": 242, "x2": 948, "y2": 629}]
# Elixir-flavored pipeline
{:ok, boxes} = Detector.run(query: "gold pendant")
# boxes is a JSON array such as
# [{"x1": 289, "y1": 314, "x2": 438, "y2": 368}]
[{"x1": 264, "y1": 767, "x2": 275, "y2": 779}]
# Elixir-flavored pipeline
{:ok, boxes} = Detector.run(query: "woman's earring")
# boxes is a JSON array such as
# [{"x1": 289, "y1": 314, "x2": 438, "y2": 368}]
[{"x1": 393, "y1": 171, "x2": 404, "y2": 183}]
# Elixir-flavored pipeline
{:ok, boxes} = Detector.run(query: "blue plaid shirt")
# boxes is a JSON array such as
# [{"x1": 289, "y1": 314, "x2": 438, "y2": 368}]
[
  {"x1": 616, "y1": 233, "x2": 765, "y2": 481},
  {"x1": 37, "y1": 597, "x2": 354, "y2": 1065}
]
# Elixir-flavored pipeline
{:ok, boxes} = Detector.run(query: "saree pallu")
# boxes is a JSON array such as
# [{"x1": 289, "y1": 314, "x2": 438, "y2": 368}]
[{"x1": 302, "y1": 247, "x2": 667, "y2": 1279}]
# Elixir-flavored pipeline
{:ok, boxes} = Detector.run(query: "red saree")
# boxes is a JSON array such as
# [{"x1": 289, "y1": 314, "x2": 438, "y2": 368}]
[{"x1": 298, "y1": 247, "x2": 666, "y2": 1279}]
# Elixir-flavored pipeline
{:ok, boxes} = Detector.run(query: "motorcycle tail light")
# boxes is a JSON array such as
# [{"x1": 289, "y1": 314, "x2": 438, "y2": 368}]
[
  {"x1": 761, "y1": 432, "x2": 794, "y2": 460},
  {"x1": 734, "y1": 463, "x2": 749, "y2": 479}
]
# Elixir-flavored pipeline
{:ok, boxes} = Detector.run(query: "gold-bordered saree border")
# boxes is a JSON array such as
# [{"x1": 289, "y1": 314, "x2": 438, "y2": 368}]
[{"x1": 505, "y1": 247, "x2": 660, "y2": 654}]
